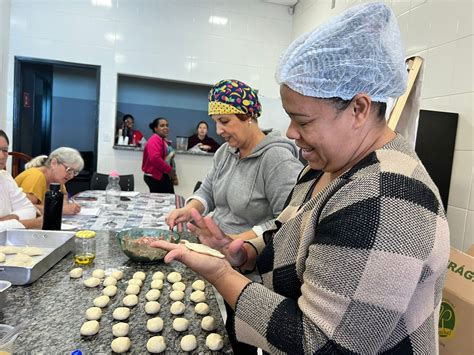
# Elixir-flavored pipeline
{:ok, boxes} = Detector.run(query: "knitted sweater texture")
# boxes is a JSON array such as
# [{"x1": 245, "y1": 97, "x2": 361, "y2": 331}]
[{"x1": 234, "y1": 134, "x2": 450, "y2": 354}]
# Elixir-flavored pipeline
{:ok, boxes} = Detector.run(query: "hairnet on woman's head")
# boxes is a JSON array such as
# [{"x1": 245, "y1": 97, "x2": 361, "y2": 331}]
[{"x1": 276, "y1": 2, "x2": 407, "y2": 102}]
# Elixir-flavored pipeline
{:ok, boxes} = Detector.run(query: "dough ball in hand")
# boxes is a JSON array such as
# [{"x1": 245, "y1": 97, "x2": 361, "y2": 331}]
[
  {"x1": 147, "y1": 336, "x2": 166, "y2": 353},
  {"x1": 80, "y1": 320, "x2": 99, "y2": 336},
  {"x1": 111, "y1": 337, "x2": 131, "y2": 353},
  {"x1": 180, "y1": 334, "x2": 197, "y2": 352}
]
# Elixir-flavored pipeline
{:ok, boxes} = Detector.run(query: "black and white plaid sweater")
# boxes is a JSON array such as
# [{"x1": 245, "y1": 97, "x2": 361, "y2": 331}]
[{"x1": 234, "y1": 135, "x2": 450, "y2": 354}]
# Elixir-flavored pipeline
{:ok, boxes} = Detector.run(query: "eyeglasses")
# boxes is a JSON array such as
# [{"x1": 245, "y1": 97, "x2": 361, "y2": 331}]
[{"x1": 59, "y1": 162, "x2": 80, "y2": 177}]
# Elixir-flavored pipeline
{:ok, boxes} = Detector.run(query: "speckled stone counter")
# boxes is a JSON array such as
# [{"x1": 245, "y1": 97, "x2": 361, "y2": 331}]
[{"x1": 0, "y1": 230, "x2": 232, "y2": 354}]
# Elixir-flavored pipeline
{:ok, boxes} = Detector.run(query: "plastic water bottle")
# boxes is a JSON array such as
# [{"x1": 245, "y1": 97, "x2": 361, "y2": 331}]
[
  {"x1": 42, "y1": 183, "x2": 64, "y2": 230},
  {"x1": 105, "y1": 170, "x2": 121, "y2": 205}
]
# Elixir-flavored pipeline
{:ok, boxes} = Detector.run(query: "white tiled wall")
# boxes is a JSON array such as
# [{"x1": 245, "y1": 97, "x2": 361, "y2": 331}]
[
  {"x1": 293, "y1": 0, "x2": 474, "y2": 252},
  {"x1": 0, "y1": 0, "x2": 11, "y2": 131},
  {"x1": 4, "y1": 0, "x2": 293, "y2": 194}
]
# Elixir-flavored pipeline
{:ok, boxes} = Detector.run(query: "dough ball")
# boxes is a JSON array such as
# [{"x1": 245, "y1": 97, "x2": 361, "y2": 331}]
[
  {"x1": 170, "y1": 301, "x2": 185, "y2": 315},
  {"x1": 93, "y1": 295, "x2": 110, "y2": 308},
  {"x1": 150, "y1": 279, "x2": 163, "y2": 290},
  {"x1": 133, "y1": 271, "x2": 146, "y2": 281},
  {"x1": 92, "y1": 269, "x2": 105, "y2": 279},
  {"x1": 172, "y1": 318, "x2": 190, "y2": 332},
  {"x1": 103, "y1": 276, "x2": 117, "y2": 287},
  {"x1": 146, "y1": 289, "x2": 161, "y2": 301},
  {"x1": 80, "y1": 320, "x2": 99, "y2": 336},
  {"x1": 147, "y1": 336, "x2": 166, "y2": 353},
  {"x1": 128, "y1": 278, "x2": 143, "y2": 287},
  {"x1": 69, "y1": 267, "x2": 83, "y2": 278},
  {"x1": 147, "y1": 317, "x2": 164, "y2": 333},
  {"x1": 125, "y1": 284, "x2": 140, "y2": 295},
  {"x1": 206, "y1": 333, "x2": 224, "y2": 351},
  {"x1": 110, "y1": 270, "x2": 124, "y2": 280},
  {"x1": 152, "y1": 271, "x2": 165, "y2": 280},
  {"x1": 84, "y1": 277, "x2": 101, "y2": 288},
  {"x1": 85, "y1": 307, "x2": 102, "y2": 320},
  {"x1": 167, "y1": 271, "x2": 182, "y2": 283},
  {"x1": 190, "y1": 290, "x2": 206, "y2": 303},
  {"x1": 103, "y1": 285, "x2": 118, "y2": 297},
  {"x1": 113, "y1": 307, "x2": 131, "y2": 320},
  {"x1": 201, "y1": 316, "x2": 217, "y2": 331},
  {"x1": 112, "y1": 322, "x2": 129, "y2": 337},
  {"x1": 111, "y1": 337, "x2": 131, "y2": 353},
  {"x1": 172, "y1": 281, "x2": 186, "y2": 291},
  {"x1": 169, "y1": 290, "x2": 184, "y2": 301},
  {"x1": 122, "y1": 294, "x2": 139, "y2": 307},
  {"x1": 22, "y1": 246, "x2": 43, "y2": 256},
  {"x1": 192, "y1": 279, "x2": 205, "y2": 291},
  {"x1": 180, "y1": 334, "x2": 197, "y2": 352},
  {"x1": 145, "y1": 301, "x2": 161, "y2": 314},
  {"x1": 194, "y1": 302, "x2": 210, "y2": 315}
]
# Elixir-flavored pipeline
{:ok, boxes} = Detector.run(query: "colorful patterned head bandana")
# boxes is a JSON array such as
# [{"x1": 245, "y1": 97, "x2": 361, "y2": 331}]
[{"x1": 208, "y1": 79, "x2": 262, "y2": 119}]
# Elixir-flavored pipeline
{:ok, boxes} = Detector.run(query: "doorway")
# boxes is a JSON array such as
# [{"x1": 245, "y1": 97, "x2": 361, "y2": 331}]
[{"x1": 13, "y1": 57, "x2": 100, "y2": 193}]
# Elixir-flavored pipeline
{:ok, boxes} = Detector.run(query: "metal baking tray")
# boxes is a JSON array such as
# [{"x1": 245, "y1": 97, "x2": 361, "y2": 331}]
[{"x1": 0, "y1": 229, "x2": 75, "y2": 285}]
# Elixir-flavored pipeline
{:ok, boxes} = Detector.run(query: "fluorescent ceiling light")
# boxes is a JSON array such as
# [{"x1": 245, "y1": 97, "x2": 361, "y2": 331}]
[
  {"x1": 209, "y1": 16, "x2": 228, "y2": 26},
  {"x1": 91, "y1": 0, "x2": 112, "y2": 8}
]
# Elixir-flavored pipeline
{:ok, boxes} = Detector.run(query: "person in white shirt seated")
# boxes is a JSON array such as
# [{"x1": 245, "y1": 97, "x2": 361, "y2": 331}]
[{"x1": 0, "y1": 129, "x2": 42, "y2": 232}]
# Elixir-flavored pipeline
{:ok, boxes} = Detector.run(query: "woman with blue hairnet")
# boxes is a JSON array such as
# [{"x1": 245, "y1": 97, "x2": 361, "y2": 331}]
[{"x1": 152, "y1": 3, "x2": 449, "y2": 353}]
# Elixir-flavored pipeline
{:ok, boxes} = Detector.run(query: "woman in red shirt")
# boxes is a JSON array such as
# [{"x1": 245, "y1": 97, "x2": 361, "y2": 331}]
[{"x1": 141, "y1": 117, "x2": 176, "y2": 193}]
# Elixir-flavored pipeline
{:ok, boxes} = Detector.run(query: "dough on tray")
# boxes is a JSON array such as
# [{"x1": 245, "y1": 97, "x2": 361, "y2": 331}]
[
  {"x1": 93, "y1": 295, "x2": 110, "y2": 308},
  {"x1": 194, "y1": 302, "x2": 210, "y2": 315},
  {"x1": 103, "y1": 276, "x2": 117, "y2": 287},
  {"x1": 84, "y1": 277, "x2": 101, "y2": 288},
  {"x1": 206, "y1": 333, "x2": 224, "y2": 351},
  {"x1": 145, "y1": 301, "x2": 161, "y2": 315},
  {"x1": 147, "y1": 317, "x2": 164, "y2": 333},
  {"x1": 69, "y1": 268, "x2": 83, "y2": 278},
  {"x1": 113, "y1": 307, "x2": 131, "y2": 320},
  {"x1": 133, "y1": 271, "x2": 146, "y2": 281},
  {"x1": 170, "y1": 301, "x2": 185, "y2": 315},
  {"x1": 128, "y1": 278, "x2": 142, "y2": 287},
  {"x1": 112, "y1": 322, "x2": 129, "y2": 337},
  {"x1": 111, "y1": 337, "x2": 131, "y2": 353},
  {"x1": 125, "y1": 284, "x2": 140, "y2": 295},
  {"x1": 0, "y1": 253, "x2": 5, "y2": 263},
  {"x1": 146, "y1": 289, "x2": 161, "y2": 301},
  {"x1": 172, "y1": 318, "x2": 190, "y2": 332},
  {"x1": 92, "y1": 269, "x2": 105, "y2": 279},
  {"x1": 201, "y1": 316, "x2": 217, "y2": 331},
  {"x1": 4, "y1": 253, "x2": 33, "y2": 267},
  {"x1": 122, "y1": 294, "x2": 139, "y2": 307},
  {"x1": 190, "y1": 290, "x2": 206, "y2": 303},
  {"x1": 150, "y1": 279, "x2": 163, "y2": 290},
  {"x1": 169, "y1": 290, "x2": 184, "y2": 301},
  {"x1": 152, "y1": 271, "x2": 165, "y2": 280},
  {"x1": 166, "y1": 271, "x2": 182, "y2": 283},
  {"x1": 103, "y1": 285, "x2": 117, "y2": 297},
  {"x1": 180, "y1": 334, "x2": 197, "y2": 352},
  {"x1": 172, "y1": 281, "x2": 186, "y2": 291},
  {"x1": 21, "y1": 246, "x2": 43, "y2": 256},
  {"x1": 192, "y1": 279, "x2": 205, "y2": 291},
  {"x1": 85, "y1": 307, "x2": 102, "y2": 320},
  {"x1": 80, "y1": 320, "x2": 99, "y2": 336},
  {"x1": 147, "y1": 336, "x2": 166, "y2": 353},
  {"x1": 110, "y1": 270, "x2": 124, "y2": 280}
]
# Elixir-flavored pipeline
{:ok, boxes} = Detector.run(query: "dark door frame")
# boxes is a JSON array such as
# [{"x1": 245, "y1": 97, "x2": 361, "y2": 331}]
[{"x1": 13, "y1": 56, "x2": 101, "y2": 172}]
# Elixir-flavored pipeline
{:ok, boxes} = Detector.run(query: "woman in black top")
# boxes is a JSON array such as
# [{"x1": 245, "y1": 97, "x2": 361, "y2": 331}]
[{"x1": 187, "y1": 121, "x2": 220, "y2": 153}]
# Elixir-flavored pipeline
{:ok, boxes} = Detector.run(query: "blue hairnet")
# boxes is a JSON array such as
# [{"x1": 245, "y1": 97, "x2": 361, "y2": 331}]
[{"x1": 276, "y1": 3, "x2": 407, "y2": 102}]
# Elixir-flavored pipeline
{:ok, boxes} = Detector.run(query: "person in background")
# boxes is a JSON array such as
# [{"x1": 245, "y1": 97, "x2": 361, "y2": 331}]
[
  {"x1": 0, "y1": 129, "x2": 42, "y2": 231},
  {"x1": 121, "y1": 114, "x2": 143, "y2": 145},
  {"x1": 15, "y1": 147, "x2": 83, "y2": 215},
  {"x1": 187, "y1": 121, "x2": 220, "y2": 153},
  {"x1": 142, "y1": 117, "x2": 177, "y2": 193},
  {"x1": 153, "y1": 3, "x2": 449, "y2": 354},
  {"x1": 166, "y1": 79, "x2": 303, "y2": 354}
]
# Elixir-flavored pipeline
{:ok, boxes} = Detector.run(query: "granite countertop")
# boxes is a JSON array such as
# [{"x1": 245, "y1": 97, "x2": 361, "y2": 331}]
[{"x1": 0, "y1": 230, "x2": 231, "y2": 354}]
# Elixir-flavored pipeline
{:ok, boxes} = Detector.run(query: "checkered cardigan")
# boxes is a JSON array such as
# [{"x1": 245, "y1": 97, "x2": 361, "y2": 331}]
[{"x1": 234, "y1": 135, "x2": 450, "y2": 354}]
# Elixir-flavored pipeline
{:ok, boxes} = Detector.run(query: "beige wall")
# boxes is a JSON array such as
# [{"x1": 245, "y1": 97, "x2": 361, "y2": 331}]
[
  {"x1": 293, "y1": 0, "x2": 473, "y2": 252},
  {"x1": 0, "y1": 0, "x2": 10, "y2": 131}
]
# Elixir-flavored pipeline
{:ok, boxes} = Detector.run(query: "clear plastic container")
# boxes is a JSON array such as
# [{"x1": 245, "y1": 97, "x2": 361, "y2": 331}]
[
  {"x1": 105, "y1": 171, "x2": 121, "y2": 205},
  {"x1": 74, "y1": 230, "x2": 96, "y2": 265},
  {"x1": 0, "y1": 324, "x2": 18, "y2": 354}
]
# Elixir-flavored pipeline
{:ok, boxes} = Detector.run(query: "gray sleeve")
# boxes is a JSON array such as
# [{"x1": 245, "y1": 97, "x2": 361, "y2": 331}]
[{"x1": 254, "y1": 148, "x2": 302, "y2": 233}]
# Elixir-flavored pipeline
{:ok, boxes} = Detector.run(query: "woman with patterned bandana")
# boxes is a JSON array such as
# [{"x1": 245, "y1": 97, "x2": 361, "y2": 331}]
[{"x1": 155, "y1": 3, "x2": 450, "y2": 354}]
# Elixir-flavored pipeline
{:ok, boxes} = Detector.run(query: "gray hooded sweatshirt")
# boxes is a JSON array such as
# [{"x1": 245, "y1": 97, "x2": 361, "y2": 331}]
[{"x1": 189, "y1": 132, "x2": 303, "y2": 235}]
